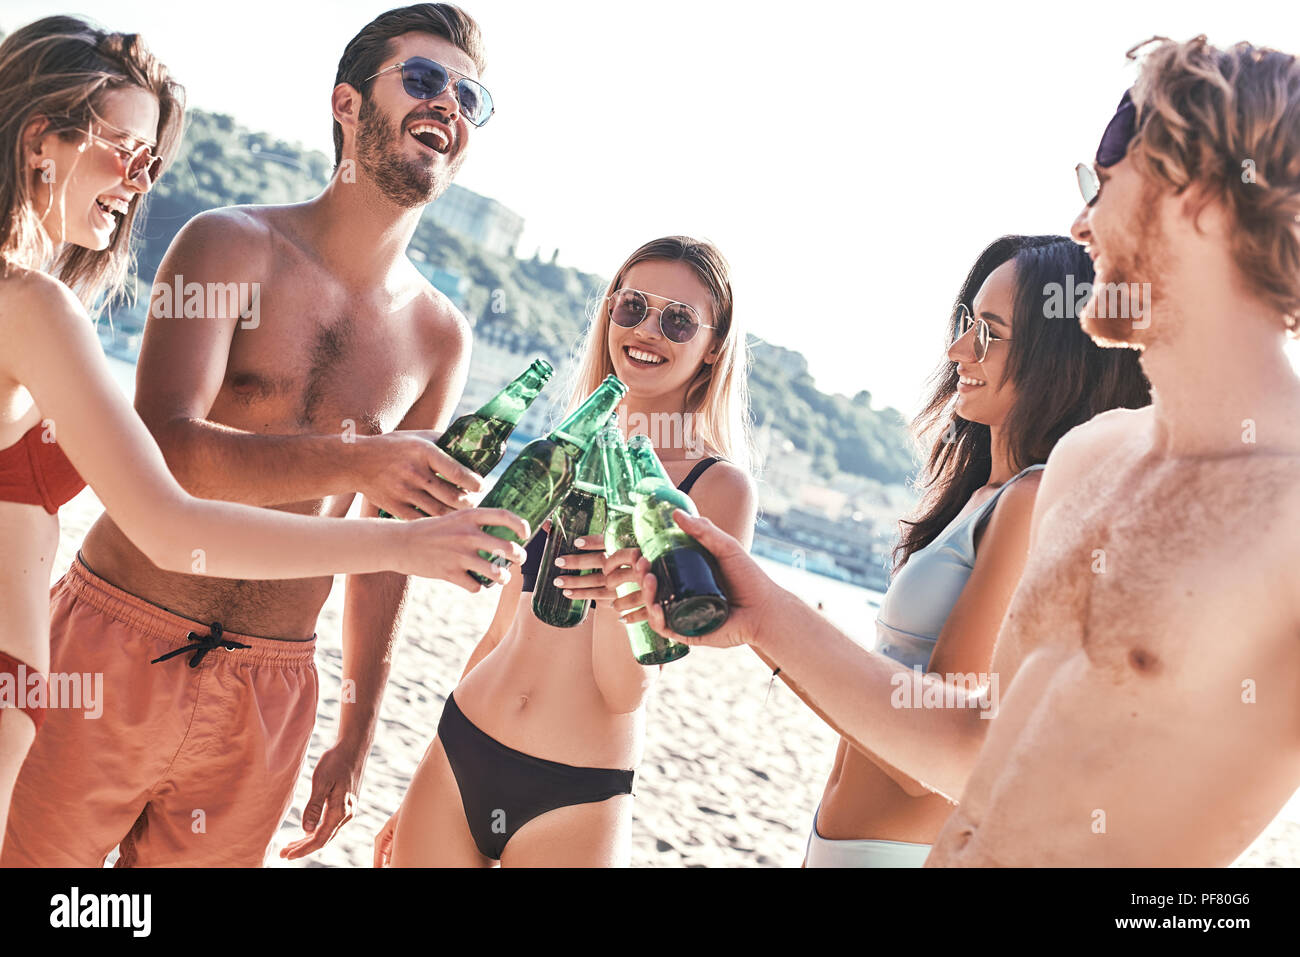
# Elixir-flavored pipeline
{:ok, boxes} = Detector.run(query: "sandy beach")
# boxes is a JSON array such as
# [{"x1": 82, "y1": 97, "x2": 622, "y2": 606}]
[{"x1": 47, "y1": 485, "x2": 1300, "y2": 868}]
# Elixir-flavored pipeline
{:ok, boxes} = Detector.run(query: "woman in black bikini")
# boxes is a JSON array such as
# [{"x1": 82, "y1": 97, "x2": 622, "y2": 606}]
[{"x1": 378, "y1": 236, "x2": 759, "y2": 866}]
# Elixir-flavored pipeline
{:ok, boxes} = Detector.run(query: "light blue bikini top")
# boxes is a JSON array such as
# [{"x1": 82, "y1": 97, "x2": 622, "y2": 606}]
[{"x1": 874, "y1": 464, "x2": 1045, "y2": 670}]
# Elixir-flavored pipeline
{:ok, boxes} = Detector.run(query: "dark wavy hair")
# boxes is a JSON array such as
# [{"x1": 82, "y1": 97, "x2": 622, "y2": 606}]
[
  {"x1": 331, "y1": 3, "x2": 486, "y2": 166},
  {"x1": 893, "y1": 235, "x2": 1152, "y2": 571}
]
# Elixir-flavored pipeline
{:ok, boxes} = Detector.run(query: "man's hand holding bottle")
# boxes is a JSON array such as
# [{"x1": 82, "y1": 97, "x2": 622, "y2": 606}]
[
  {"x1": 357, "y1": 429, "x2": 532, "y2": 590},
  {"x1": 354, "y1": 429, "x2": 484, "y2": 519},
  {"x1": 631, "y1": 510, "x2": 789, "y2": 648}
]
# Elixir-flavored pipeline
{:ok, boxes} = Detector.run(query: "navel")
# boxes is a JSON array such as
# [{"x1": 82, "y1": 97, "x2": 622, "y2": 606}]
[{"x1": 954, "y1": 825, "x2": 977, "y2": 850}]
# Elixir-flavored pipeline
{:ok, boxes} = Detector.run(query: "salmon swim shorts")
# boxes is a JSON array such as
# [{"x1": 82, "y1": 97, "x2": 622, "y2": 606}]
[{"x1": 2, "y1": 556, "x2": 318, "y2": 867}]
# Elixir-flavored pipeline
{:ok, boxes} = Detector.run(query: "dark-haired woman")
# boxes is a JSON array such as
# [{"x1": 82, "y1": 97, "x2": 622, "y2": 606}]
[{"x1": 800, "y1": 235, "x2": 1150, "y2": 866}]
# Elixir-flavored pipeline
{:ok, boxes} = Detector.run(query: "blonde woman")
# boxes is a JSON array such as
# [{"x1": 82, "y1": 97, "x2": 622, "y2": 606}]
[
  {"x1": 0, "y1": 16, "x2": 526, "y2": 856},
  {"x1": 378, "y1": 237, "x2": 758, "y2": 866}
]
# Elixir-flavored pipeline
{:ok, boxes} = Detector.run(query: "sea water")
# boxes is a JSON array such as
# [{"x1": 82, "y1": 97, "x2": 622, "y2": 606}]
[
  {"x1": 753, "y1": 555, "x2": 884, "y2": 651},
  {"x1": 106, "y1": 355, "x2": 137, "y2": 397}
]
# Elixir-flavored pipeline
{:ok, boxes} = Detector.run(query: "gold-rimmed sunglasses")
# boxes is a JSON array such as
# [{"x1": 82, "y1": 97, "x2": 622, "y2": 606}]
[
  {"x1": 78, "y1": 119, "x2": 162, "y2": 185},
  {"x1": 953, "y1": 302, "x2": 1012, "y2": 362},
  {"x1": 606, "y1": 288, "x2": 715, "y2": 344}
]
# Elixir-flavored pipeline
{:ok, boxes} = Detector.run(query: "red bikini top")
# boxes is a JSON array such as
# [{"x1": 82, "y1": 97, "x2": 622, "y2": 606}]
[{"x1": 0, "y1": 422, "x2": 87, "y2": 515}]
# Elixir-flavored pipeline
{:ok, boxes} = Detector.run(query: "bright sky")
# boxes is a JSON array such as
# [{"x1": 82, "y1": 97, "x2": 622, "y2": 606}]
[{"x1": 6, "y1": 0, "x2": 1299, "y2": 413}]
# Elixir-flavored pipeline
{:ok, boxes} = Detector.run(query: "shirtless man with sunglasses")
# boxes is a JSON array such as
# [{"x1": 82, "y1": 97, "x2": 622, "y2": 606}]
[
  {"x1": 635, "y1": 34, "x2": 1300, "y2": 866},
  {"x1": 5, "y1": 4, "x2": 501, "y2": 868}
]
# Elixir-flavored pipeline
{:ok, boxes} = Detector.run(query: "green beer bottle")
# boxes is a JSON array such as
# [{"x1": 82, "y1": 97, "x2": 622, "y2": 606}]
[
  {"x1": 438, "y1": 358, "x2": 554, "y2": 473},
  {"x1": 379, "y1": 358, "x2": 554, "y2": 518},
  {"x1": 530, "y1": 437, "x2": 609, "y2": 628},
  {"x1": 600, "y1": 428, "x2": 689, "y2": 665},
  {"x1": 626, "y1": 434, "x2": 730, "y2": 637},
  {"x1": 470, "y1": 375, "x2": 627, "y2": 586}
]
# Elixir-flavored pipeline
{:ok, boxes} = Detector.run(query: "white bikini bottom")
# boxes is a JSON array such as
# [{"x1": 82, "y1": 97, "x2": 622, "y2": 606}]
[{"x1": 803, "y1": 804, "x2": 931, "y2": 868}]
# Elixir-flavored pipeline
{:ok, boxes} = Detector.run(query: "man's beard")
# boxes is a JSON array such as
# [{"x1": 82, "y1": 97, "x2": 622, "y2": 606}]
[
  {"x1": 1080, "y1": 180, "x2": 1168, "y2": 350},
  {"x1": 354, "y1": 97, "x2": 459, "y2": 209}
]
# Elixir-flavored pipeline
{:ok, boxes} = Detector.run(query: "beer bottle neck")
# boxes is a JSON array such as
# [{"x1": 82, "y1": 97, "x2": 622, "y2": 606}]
[
  {"x1": 627, "y1": 441, "x2": 671, "y2": 488},
  {"x1": 548, "y1": 379, "x2": 626, "y2": 458},
  {"x1": 571, "y1": 443, "x2": 606, "y2": 496},
  {"x1": 476, "y1": 366, "x2": 550, "y2": 425},
  {"x1": 600, "y1": 440, "x2": 636, "y2": 511}
]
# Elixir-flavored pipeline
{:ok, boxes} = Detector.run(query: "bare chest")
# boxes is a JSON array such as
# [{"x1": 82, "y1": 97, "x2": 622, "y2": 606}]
[
  {"x1": 212, "y1": 268, "x2": 431, "y2": 436},
  {"x1": 1001, "y1": 456, "x2": 1295, "y2": 682}
]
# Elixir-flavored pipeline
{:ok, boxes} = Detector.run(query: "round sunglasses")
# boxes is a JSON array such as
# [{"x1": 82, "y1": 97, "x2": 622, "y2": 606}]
[
  {"x1": 607, "y1": 288, "x2": 714, "y2": 344},
  {"x1": 80, "y1": 124, "x2": 162, "y2": 185},
  {"x1": 953, "y1": 303, "x2": 1011, "y2": 362},
  {"x1": 363, "y1": 56, "x2": 494, "y2": 127}
]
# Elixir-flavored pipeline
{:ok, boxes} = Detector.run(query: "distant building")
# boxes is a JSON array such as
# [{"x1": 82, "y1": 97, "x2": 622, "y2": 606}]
[
  {"x1": 429, "y1": 267, "x2": 469, "y2": 304},
  {"x1": 798, "y1": 484, "x2": 848, "y2": 518},
  {"x1": 475, "y1": 318, "x2": 532, "y2": 355},
  {"x1": 426, "y1": 184, "x2": 524, "y2": 258},
  {"x1": 756, "y1": 507, "x2": 893, "y2": 591},
  {"x1": 757, "y1": 428, "x2": 817, "y2": 501}
]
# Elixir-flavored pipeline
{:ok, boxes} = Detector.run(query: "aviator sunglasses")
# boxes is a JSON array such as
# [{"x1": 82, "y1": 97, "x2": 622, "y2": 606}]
[
  {"x1": 363, "y1": 56, "x2": 495, "y2": 127},
  {"x1": 607, "y1": 288, "x2": 715, "y2": 344},
  {"x1": 954, "y1": 302, "x2": 1011, "y2": 362},
  {"x1": 1075, "y1": 89, "x2": 1137, "y2": 206}
]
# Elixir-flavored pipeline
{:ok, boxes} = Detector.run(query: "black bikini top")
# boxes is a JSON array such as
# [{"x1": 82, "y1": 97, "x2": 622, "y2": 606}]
[{"x1": 520, "y1": 455, "x2": 721, "y2": 592}]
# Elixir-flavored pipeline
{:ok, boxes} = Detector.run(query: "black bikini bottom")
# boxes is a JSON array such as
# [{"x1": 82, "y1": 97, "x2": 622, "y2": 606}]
[{"x1": 438, "y1": 692, "x2": 636, "y2": 860}]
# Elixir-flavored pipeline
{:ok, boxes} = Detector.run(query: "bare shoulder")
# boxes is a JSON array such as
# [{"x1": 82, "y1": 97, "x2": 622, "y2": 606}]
[
  {"x1": 164, "y1": 206, "x2": 274, "y2": 273},
  {"x1": 0, "y1": 267, "x2": 88, "y2": 343},
  {"x1": 988, "y1": 467, "x2": 1043, "y2": 524},
  {"x1": 417, "y1": 302, "x2": 471, "y2": 381},
  {"x1": 1050, "y1": 405, "x2": 1149, "y2": 469},
  {"x1": 1028, "y1": 406, "x2": 1149, "y2": 540},
  {"x1": 687, "y1": 460, "x2": 758, "y2": 542},
  {"x1": 690, "y1": 459, "x2": 756, "y2": 500},
  {"x1": 415, "y1": 275, "x2": 471, "y2": 340},
  {"x1": 1039, "y1": 406, "x2": 1148, "y2": 491}
]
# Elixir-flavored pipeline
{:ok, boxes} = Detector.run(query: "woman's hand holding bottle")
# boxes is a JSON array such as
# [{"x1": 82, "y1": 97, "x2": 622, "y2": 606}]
[
  {"x1": 398, "y1": 508, "x2": 531, "y2": 591},
  {"x1": 545, "y1": 537, "x2": 644, "y2": 607}
]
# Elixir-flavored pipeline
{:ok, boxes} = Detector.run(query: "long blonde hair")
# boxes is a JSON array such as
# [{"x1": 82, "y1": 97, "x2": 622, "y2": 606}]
[
  {"x1": 0, "y1": 16, "x2": 185, "y2": 310},
  {"x1": 565, "y1": 236, "x2": 753, "y2": 472}
]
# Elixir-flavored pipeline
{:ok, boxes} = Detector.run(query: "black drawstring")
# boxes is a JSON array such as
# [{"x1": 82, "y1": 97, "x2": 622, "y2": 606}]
[{"x1": 151, "y1": 622, "x2": 252, "y2": 668}]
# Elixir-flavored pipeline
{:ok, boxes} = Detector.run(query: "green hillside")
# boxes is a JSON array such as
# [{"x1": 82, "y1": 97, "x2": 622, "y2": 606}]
[{"x1": 126, "y1": 109, "x2": 915, "y2": 484}]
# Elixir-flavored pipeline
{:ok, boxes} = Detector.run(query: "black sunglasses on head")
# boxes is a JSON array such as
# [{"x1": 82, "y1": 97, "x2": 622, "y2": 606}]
[{"x1": 1076, "y1": 89, "x2": 1137, "y2": 206}]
